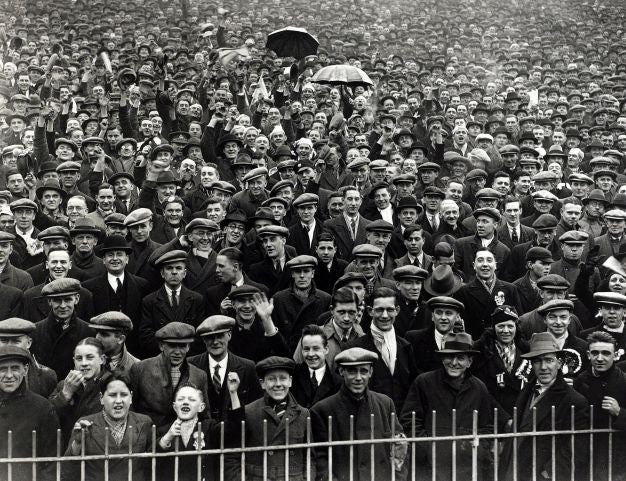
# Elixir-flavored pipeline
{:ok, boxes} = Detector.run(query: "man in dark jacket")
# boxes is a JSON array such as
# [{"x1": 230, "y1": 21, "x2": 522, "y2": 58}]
[
  {"x1": 313, "y1": 231, "x2": 348, "y2": 289},
  {"x1": 512, "y1": 246, "x2": 553, "y2": 312},
  {"x1": 347, "y1": 287, "x2": 418, "y2": 413},
  {"x1": 188, "y1": 315, "x2": 262, "y2": 421},
  {"x1": 29, "y1": 278, "x2": 94, "y2": 379},
  {"x1": 69, "y1": 217, "x2": 106, "y2": 278},
  {"x1": 248, "y1": 225, "x2": 295, "y2": 296},
  {"x1": 130, "y1": 322, "x2": 208, "y2": 435},
  {"x1": 272, "y1": 255, "x2": 332, "y2": 350},
  {"x1": 392, "y1": 265, "x2": 429, "y2": 336},
  {"x1": 580, "y1": 292, "x2": 626, "y2": 352},
  {"x1": 311, "y1": 347, "x2": 407, "y2": 481},
  {"x1": 123, "y1": 207, "x2": 162, "y2": 288},
  {"x1": 288, "y1": 193, "x2": 324, "y2": 256}
]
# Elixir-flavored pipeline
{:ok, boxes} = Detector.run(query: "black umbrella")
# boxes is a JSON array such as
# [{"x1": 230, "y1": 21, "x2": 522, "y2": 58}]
[{"x1": 266, "y1": 27, "x2": 319, "y2": 59}]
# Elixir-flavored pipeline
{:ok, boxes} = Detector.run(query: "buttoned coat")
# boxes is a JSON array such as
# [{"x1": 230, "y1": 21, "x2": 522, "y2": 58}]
[
  {"x1": 323, "y1": 215, "x2": 371, "y2": 261},
  {"x1": 453, "y1": 234, "x2": 510, "y2": 280}
]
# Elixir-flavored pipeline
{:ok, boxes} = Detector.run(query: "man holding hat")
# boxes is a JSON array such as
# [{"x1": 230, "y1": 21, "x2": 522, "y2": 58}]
[
  {"x1": 224, "y1": 356, "x2": 309, "y2": 481},
  {"x1": 130, "y1": 322, "x2": 208, "y2": 433},
  {"x1": 272, "y1": 255, "x2": 331, "y2": 350},
  {"x1": 0, "y1": 345, "x2": 60, "y2": 481},
  {"x1": 248, "y1": 225, "x2": 295, "y2": 295},
  {"x1": 188, "y1": 315, "x2": 262, "y2": 421},
  {"x1": 311, "y1": 347, "x2": 406, "y2": 481},
  {"x1": 139, "y1": 250, "x2": 204, "y2": 357},
  {"x1": 502, "y1": 332, "x2": 589, "y2": 481},
  {"x1": 139, "y1": 168, "x2": 183, "y2": 217},
  {"x1": 30, "y1": 278, "x2": 95, "y2": 379},
  {"x1": 580, "y1": 293, "x2": 626, "y2": 352},
  {"x1": 0, "y1": 318, "x2": 57, "y2": 397},
  {"x1": 89, "y1": 311, "x2": 138, "y2": 376},
  {"x1": 401, "y1": 331, "x2": 495, "y2": 480}
]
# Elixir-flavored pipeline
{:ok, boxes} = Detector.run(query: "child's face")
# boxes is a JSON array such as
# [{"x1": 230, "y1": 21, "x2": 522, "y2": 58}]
[{"x1": 173, "y1": 386, "x2": 205, "y2": 421}]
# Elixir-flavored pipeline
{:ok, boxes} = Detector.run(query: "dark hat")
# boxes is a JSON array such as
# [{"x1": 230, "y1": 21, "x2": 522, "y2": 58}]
[
  {"x1": 473, "y1": 207, "x2": 501, "y2": 222},
  {"x1": 270, "y1": 180, "x2": 295, "y2": 196},
  {"x1": 41, "y1": 278, "x2": 82, "y2": 297},
  {"x1": 99, "y1": 235, "x2": 132, "y2": 254},
  {"x1": 54, "y1": 138, "x2": 79, "y2": 153},
  {"x1": 257, "y1": 225, "x2": 289, "y2": 238},
  {"x1": 108, "y1": 171, "x2": 136, "y2": 185},
  {"x1": 490, "y1": 305, "x2": 519, "y2": 326},
  {"x1": 37, "y1": 226, "x2": 70, "y2": 242},
  {"x1": 475, "y1": 188, "x2": 501, "y2": 200},
  {"x1": 242, "y1": 167, "x2": 268, "y2": 183},
  {"x1": 568, "y1": 173, "x2": 594, "y2": 185},
  {"x1": 36, "y1": 179, "x2": 67, "y2": 200},
  {"x1": 155, "y1": 322, "x2": 195, "y2": 344},
  {"x1": 393, "y1": 265, "x2": 428, "y2": 282},
  {"x1": 368, "y1": 181, "x2": 390, "y2": 199},
  {"x1": 250, "y1": 207, "x2": 280, "y2": 225},
  {"x1": 583, "y1": 189, "x2": 609, "y2": 205},
  {"x1": 532, "y1": 214, "x2": 558, "y2": 230},
  {"x1": 154, "y1": 250, "x2": 188, "y2": 267},
  {"x1": 346, "y1": 158, "x2": 370, "y2": 170},
  {"x1": 229, "y1": 285, "x2": 262, "y2": 301},
  {"x1": 394, "y1": 196, "x2": 423, "y2": 215},
  {"x1": 186, "y1": 218, "x2": 220, "y2": 232},
  {"x1": 155, "y1": 170, "x2": 180, "y2": 185},
  {"x1": 333, "y1": 272, "x2": 368, "y2": 291},
  {"x1": 0, "y1": 345, "x2": 31, "y2": 364},
  {"x1": 210, "y1": 181, "x2": 237, "y2": 196},
  {"x1": 196, "y1": 315, "x2": 236, "y2": 336},
  {"x1": 466, "y1": 169, "x2": 488, "y2": 181},
  {"x1": 537, "y1": 274, "x2": 570, "y2": 291},
  {"x1": 55, "y1": 161, "x2": 81, "y2": 173},
  {"x1": 521, "y1": 332, "x2": 561, "y2": 358},
  {"x1": 10, "y1": 198, "x2": 38, "y2": 212},
  {"x1": 436, "y1": 332, "x2": 479, "y2": 355},
  {"x1": 422, "y1": 186, "x2": 445, "y2": 198},
  {"x1": 149, "y1": 144, "x2": 175, "y2": 160},
  {"x1": 365, "y1": 219, "x2": 394, "y2": 234},
  {"x1": 0, "y1": 318, "x2": 36, "y2": 336},
  {"x1": 292, "y1": 193, "x2": 319, "y2": 208},
  {"x1": 37, "y1": 161, "x2": 60, "y2": 178},
  {"x1": 423, "y1": 265, "x2": 462, "y2": 297},
  {"x1": 593, "y1": 292, "x2": 626, "y2": 307},
  {"x1": 217, "y1": 134, "x2": 243, "y2": 152},
  {"x1": 426, "y1": 295, "x2": 464, "y2": 312},
  {"x1": 124, "y1": 208, "x2": 152, "y2": 227},
  {"x1": 220, "y1": 210, "x2": 247, "y2": 229},
  {"x1": 89, "y1": 312, "x2": 133, "y2": 332},
  {"x1": 537, "y1": 299, "x2": 575, "y2": 315},
  {"x1": 256, "y1": 356, "x2": 296, "y2": 377},
  {"x1": 526, "y1": 246, "x2": 554, "y2": 263},
  {"x1": 416, "y1": 161, "x2": 441, "y2": 172},
  {"x1": 0, "y1": 231, "x2": 15, "y2": 243},
  {"x1": 70, "y1": 217, "x2": 102, "y2": 237},
  {"x1": 286, "y1": 255, "x2": 318, "y2": 270},
  {"x1": 392, "y1": 174, "x2": 417, "y2": 185},
  {"x1": 334, "y1": 347, "x2": 378, "y2": 366}
]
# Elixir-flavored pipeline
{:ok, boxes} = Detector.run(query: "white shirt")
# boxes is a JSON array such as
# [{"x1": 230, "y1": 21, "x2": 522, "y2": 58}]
[
  {"x1": 480, "y1": 235, "x2": 495, "y2": 247},
  {"x1": 302, "y1": 219, "x2": 317, "y2": 246},
  {"x1": 427, "y1": 213, "x2": 440, "y2": 230},
  {"x1": 407, "y1": 252, "x2": 424, "y2": 267},
  {"x1": 310, "y1": 365, "x2": 326, "y2": 387},
  {"x1": 509, "y1": 224, "x2": 520, "y2": 239},
  {"x1": 343, "y1": 213, "x2": 360, "y2": 237},
  {"x1": 164, "y1": 285, "x2": 181, "y2": 306},
  {"x1": 379, "y1": 205, "x2": 394, "y2": 224},
  {"x1": 232, "y1": 276, "x2": 245, "y2": 288},
  {"x1": 434, "y1": 330, "x2": 446, "y2": 350},
  {"x1": 15, "y1": 226, "x2": 34, "y2": 241},
  {"x1": 107, "y1": 273, "x2": 125, "y2": 292},
  {"x1": 553, "y1": 331, "x2": 569, "y2": 350},
  {"x1": 208, "y1": 354, "x2": 228, "y2": 387}
]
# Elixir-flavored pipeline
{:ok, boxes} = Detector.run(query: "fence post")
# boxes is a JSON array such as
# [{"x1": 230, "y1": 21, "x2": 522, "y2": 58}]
[
  {"x1": 219, "y1": 422, "x2": 225, "y2": 481},
  {"x1": 431, "y1": 410, "x2": 436, "y2": 481},
  {"x1": 551, "y1": 405, "x2": 556, "y2": 481},
  {"x1": 608, "y1": 413, "x2": 613, "y2": 481},
  {"x1": 150, "y1": 425, "x2": 156, "y2": 481},
  {"x1": 7, "y1": 430, "x2": 11, "y2": 481},
  {"x1": 349, "y1": 415, "x2": 354, "y2": 481},
  {"x1": 56, "y1": 429, "x2": 62, "y2": 481},
  {"x1": 512, "y1": 407, "x2": 518, "y2": 481},
  {"x1": 531, "y1": 407, "x2": 536, "y2": 481},
  {"x1": 196, "y1": 421, "x2": 202, "y2": 481},
  {"x1": 411, "y1": 411, "x2": 416, "y2": 481},
  {"x1": 570, "y1": 405, "x2": 575, "y2": 481},
  {"x1": 80, "y1": 427, "x2": 86, "y2": 481},
  {"x1": 284, "y1": 417, "x2": 290, "y2": 481},
  {"x1": 451, "y1": 409, "x2": 457, "y2": 481},
  {"x1": 471, "y1": 410, "x2": 478, "y2": 481},
  {"x1": 104, "y1": 427, "x2": 109, "y2": 481},
  {"x1": 369, "y1": 413, "x2": 375, "y2": 481},
  {"x1": 306, "y1": 416, "x2": 312, "y2": 481},
  {"x1": 327, "y1": 415, "x2": 333, "y2": 481},
  {"x1": 31, "y1": 430, "x2": 36, "y2": 481},
  {"x1": 493, "y1": 408, "x2": 498, "y2": 481},
  {"x1": 589, "y1": 405, "x2": 594, "y2": 481},
  {"x1": 391, "y1": 412, "x2": 396, "y2": 481}
]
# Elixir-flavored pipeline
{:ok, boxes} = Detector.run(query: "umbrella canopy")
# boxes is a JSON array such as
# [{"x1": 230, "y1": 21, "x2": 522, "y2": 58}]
[
  {"x1": 266, "y1": 27, "x2": 319, "y2": 59},
  {"x1": 310, "y1": 64, "x2": 374, "y2": 87}
]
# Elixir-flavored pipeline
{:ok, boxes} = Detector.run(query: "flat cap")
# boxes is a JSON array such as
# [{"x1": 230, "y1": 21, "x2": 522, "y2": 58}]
[
  {"x1": 104, "y1": 213, "x2": 127, "y2": 226},
  {"x1": 334, "y1": 347, "x2": 378, "y2": 366},
  {"x1": 473, "y1": 207, "x2": 501, "y2": 221},
  {"x1": 346, "y1": 158, "x2": 370, "y2": 170},
  {"x1": 123, "y1": 208, "x2": 153, "y2": 227},
  {"x1": 286, "y1": 255, "x2": 317, "y2": 269},
  {"x1": 89, "y1": 312, "x2": 133, "y2": 331},
  {"x1": 532, "y1": 190, "x2": 559, "y2": 202},
  {"x1": 155, "y1": 250, "x2": 187, "y2": 266},
  {"x1": 41, "y1": 278, "x2": 82, "y2": 297},
  {"x1": 0, "y1": 231, "x2": 15, "y2": 242},
  {"x1": 155, "y1": 322, "x2": 195, "y2": 343},
  {"x1": 532, "y1": 171, "x2": 559, "y2": 182},
  {"x1": 537, "y1": 274, "x2": 570, "y2": 290},
  {"x1": 475, "y1": 188, "x2": 501, "y2": 200},
  {"x1": 466, "y1": 168, "x2": 488, "y2": 181},
  {"x1": 532, "y1": 214, "x2": 558, "y2": 230},
  {"x1": 558, "y1": 230, "x2": 589, "y2": 243},
  {"x1": 593, "y1": 292, "x2": 626, "y2": 307},
  {"x1": 257, "y1": 225, "x2": 289, "y2": 238},
  {"x1": 393, "y1": 265, "x2": 428, "y2": 281},
  {"x1": 368, "y1": 181, "x2": 390, "y2": 198},
  {"x1": 392, "y1": 174, "x2": 416, "y2": 185},
  {"x1": 499, "y1": 144, "x2": 520, "y2": 154},
  {"x1": 537, "y1": 298, "x2": 575, "y2": 314},
  {"x1": 256, "y1": 356, "x2": 296, "y2": 377},
  {"x1": 0, "y1": 318, "x2": 36, "y2": 336},
  {"x1": 416, "y1": 161, "x2": 441, "y2": 172},
  {"x1": 230, "y1": 285, "x2": 262, "y2": 300},
  {"x1": 211, "y1": 181, "x2": 236, "y2": 195},
  {"x1": 55, "y1": 160, "x2": 81, "y2": 172},
  {"x1": 54, "y1": 139, "x2": 79, "y2": 153},
  {"x1": 242, "y1": 167, "x2": 268, "y2": 182},
  {"x1": 37, "y1": 226, "x2": 70, "y2": 241},
  {"x1": 422, "y1": 186, "x2": 445, "y2": 198},
  {"x1": 352, "y1": 244, "x2": 383, "y2": 258},
  {"x1": 333, "y1": 272, "x2": 368, "y2": 290},
  {"x1": 604, "y1": 209, "x2": 626, "y2": 221},
  {"x1": 196, "y1": 315, "x2": 236, "y2": 336},
  {"x1": 426, "y1": 296, "x2": 464, "y2": 312},
  {"x1": 292, "y1": 193, "x2": 319, "y2": 208},
  {"x1": 10, "y1": 198, "x2": 38, "y2": 212},
  {"x1": 369, "y1": 159, "x2": 388, "y2": 170},
  {"x1": 365, "y1": 219, "x2": 394, "y2": 233},
  {"x1": 0, "y1": 345, "x2": 31, "y2": 364},
  {"x1": 526, "y1": 246, "x2": 554, "y2": 262},
  {"x1": 568, "y1": 173, "x2": 594, "y2": 184},
  {"x1": 149, "y1": 143, "x2": 174, "y2": 160},
  {"x1": 186, "y1": 218, "x2": 220, "y2": 232}
]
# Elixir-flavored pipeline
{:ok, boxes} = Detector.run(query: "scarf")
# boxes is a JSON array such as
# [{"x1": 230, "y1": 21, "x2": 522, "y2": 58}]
[
  {"x1": 370, "y1": 324, "x2": 397, "y2": 375},
  {"x1": 102, "y1": 410, "x2": 127, "y2": 447}
]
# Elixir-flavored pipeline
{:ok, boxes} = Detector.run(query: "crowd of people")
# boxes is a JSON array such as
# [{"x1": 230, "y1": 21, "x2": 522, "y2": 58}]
[{"x1": 1, "y1": 0, "x2": 626, "y2": 478}]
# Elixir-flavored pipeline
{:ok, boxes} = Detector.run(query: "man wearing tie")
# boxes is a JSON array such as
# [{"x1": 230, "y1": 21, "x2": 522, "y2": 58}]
[
  {"x1": 139, "y1": 249, "x2": 204, "y2": 357},
  {"x1": 248, "y1": 225, "x2": 294, "y2": 295},
  {"x1": 323, "y1": 186, "x2": 371, "y2": 261},
  {"x1": 287, "y1": 193, "x2": 323, "y2": 256},
  {"x1": 394, "y1": 225, "x2": 432, "y2": 271},
  {"x1": 82, "y1": 235, "x2": 149, "y2": 355},
  {"x1": 108, "y1": 172, "x2": 138, "y2": 215}
]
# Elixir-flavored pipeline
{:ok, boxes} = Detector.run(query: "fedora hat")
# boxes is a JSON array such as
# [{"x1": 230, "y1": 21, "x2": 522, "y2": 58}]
[
  {"x1": 522, "y1": 332, "x2": 561, "y2": 359},
  {"x1": 436, "y1": 332, "x2": 479, "y2": 355},
  {"x1": 423, "y1": 265, "x2": 463, "y2": 297}
]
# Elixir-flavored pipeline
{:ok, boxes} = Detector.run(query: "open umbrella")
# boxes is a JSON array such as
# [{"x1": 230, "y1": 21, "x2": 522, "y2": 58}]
[
  {"x1": 310, "y1": 64, "x2": 374, "y2": 88},
  {"x1": 266, "y1": 27, "x2": 319, "y2": 59}
]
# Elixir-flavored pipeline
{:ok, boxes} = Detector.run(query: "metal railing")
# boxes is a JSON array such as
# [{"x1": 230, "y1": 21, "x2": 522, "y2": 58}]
[{"x1": 0, "y1": 405, "x2": 620, "y2": 481}]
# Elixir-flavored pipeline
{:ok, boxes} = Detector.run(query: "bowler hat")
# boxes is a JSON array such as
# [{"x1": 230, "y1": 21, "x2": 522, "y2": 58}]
[{"x1": 99, "y1": 235, "x2": 132, "y2": 253}]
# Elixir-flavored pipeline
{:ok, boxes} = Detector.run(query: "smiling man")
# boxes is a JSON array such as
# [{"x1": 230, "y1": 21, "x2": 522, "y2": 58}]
[
  {"x1": 229, "y1": 167, "x2": 269, "y2": 218},
  {"x1": 580, "y1": 293, "x2": 626, "y2": 353}
]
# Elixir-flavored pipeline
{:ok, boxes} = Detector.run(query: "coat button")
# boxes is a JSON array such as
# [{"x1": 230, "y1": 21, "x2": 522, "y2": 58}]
[{"x1": 268, "y1": 450, "x2": 274, "y2": 456}]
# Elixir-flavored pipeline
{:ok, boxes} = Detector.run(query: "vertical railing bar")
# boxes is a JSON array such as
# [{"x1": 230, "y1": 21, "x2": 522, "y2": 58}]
[
  {"x1": 349, "y1": 415, "x2": 354, "y2": 481},
  {"x1": 551, "y1": 406, "x2": 556, "y2": 481},
  {"x1": 391, "y1": 412, "x2": 396, "y2": 481},
  {"x1": 196, "y1": 421, "x2": 202, "y2": 481},
  {"x1": 104, "y1": 427, "x2": 109, "y2": 481},
  {"x1": 285, "y1": 418, "x2": 290, "y2": 481},
  {"x1": 262, "y1": 419, "x2": 267, "y2": 481},
  {"x1": 128, "y1": 422, "x2": 134, "y2": 481},
  {"x1": 452, "y1": 409, "x2": 457, "y2": 481},
  {"x1": 56, "y1": 429, "x2": 62, "y2": 481},
  {"x1": 531, "y1": 407, "x2": 536, "y2": 481},
  {"x1": 493, "y1": 408, "x2": 499, "y2": 481},
  {"x1": 370, "y1": 414, "x2": 375, "y2": 481},
  {"x1": 80, "y1": 428, "x2": 86, "y2": 481},
  {"x1": 589, "y1": 406, "x2": 594, "y2": 481},
  {"x1": 608, "y1": 413, "x2": 613, "y2": 481},
  {"x1": 31, "y1": 430, "x2": 37, "y2": 481},
  {"x1": 7, "y1": 430, "x2": 12, "y2": 481},
  {"x1": 512, "y1": 407, "x2": 518, "y2": 481},
  {"x1": 306, "y1": 416, "x2": 312, "y2": 481},
  {"x1": 150, "y1": 425, "x2": 156, "y2": 481},
  {"x1": 431, "y1": 410, "x2": 436, "y2": 481},
  {"x1": 219, "y1": 422, "x2": 225, "y2": 481},
  {"x1": 471, "y1": 410, "x2": 478, "y2": 481},
  {"x1": 570, "y1": 405, "x2": 575, "y2": 481},
  {"x1": 411, "y1": 412, "x2": 416, "y2": 481},
  {"x1": 328, "y1": 416, "x2": 333, "y2": 481},
  {"x1": 173, "y1": 435, "x2": 179, "y2": 481}
]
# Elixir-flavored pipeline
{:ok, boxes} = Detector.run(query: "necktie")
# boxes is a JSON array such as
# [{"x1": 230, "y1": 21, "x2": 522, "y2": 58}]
[
  {"x1": 341, "y1": 336, "x2": 349, "y2": 344},
  {"x1": 431, "y1": 215, "x2": 439, "y2": 231},
  {"x1": 350, "y1": 218, "x2": 357, "y2": 240},
  {"x1": 124, "y1": 200, "x2": 129, "y2": 212},
  {"x1": 511, "y1": 228, "x2": 519, "y2": 243},
  {"x1": 171, "y1": 290, "x2": 178, "y2": 308},
  {"x1": 116, "y1": 278, "x2": 123, "y2": 294},
  {"x1": 531, "y1": 384, "x2": 542, "y2": 406},
  {"x1": 413, "y1": 257, "x2": 420, "y2": 267},
  {"x1": 212, "y1": 364, "x2": 221, "y2": 393},
  {"x1": 310, "y1": 371, "x2": 318, "y2": 391},
  {"x1": 274, "y1": 400, "x2": 288, "y2": 418},
  {"x1": 275, "y1": 261, "x2": 283, "y2": 274},
  {"x1": 303, "y1": 223, "x2": 311, "y2": 232},
  {"x1": 366, "y1": 281, "x2": 374, "y2": 297}
]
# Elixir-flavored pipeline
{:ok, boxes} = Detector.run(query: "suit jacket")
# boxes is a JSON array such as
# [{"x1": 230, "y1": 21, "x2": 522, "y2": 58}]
[
  {"x1": 8, "y1": 226, "x2": 43, "y2": 270},
  {"x1": 496, "y1": 223, "x2": 535, "y2": 250},
  {"x1": 139, "y1": 285, "x2": 205, "y2": 357},
  {"x1": 313, "y1": 258, "x2": 348, "y2": 292},
  {"x1": 26, "y1": 263, "x2": 88, "y2": 285},
  {"x1": 594, "y1": 233, "x2": 626, "y2": 259},
  {"x1": 0, "y1": 282, "x2": 22, "y2": 319},
  {"x1": 127, "y1": 238, "x2": 161, "y2": 285},
  {"x1": 23, "y1": 283, "x2": 93, "y2": 323},
  {"x1": 346, "y1": 331, "x2": 419, "y2": 413},
  {"x1": 204, "y1": 275, "x2": 269, "y2": 315},
  {"x1": 454, "y1": 278, "x2": 522, "y2": 339},
  {"x1": 149, "y1": 216, "x2": 186, "y2": 245},
  {"x1": 454, "y1": 234, "x2": 510, "y2": 280},
  {"x1": 502, "y1": 239, "x2": 562, "y2": 282},
  {"x1": 188, "y1": 351, "x2": 263, "y2": 421},
  {"x1": 291, "y1": 362, "x2": 340, "y2": 409},
  {"x1": 405, "y1": 325, "x2": 443, "y2": 373},
  {"x1": 323, "y1": 215, "x2": 371, "y2": 261},
  {"x1": 287, "y1": 220, "x2": 324, "y2": 256},
  {"x1": 0, "y1": 262, "x2": 34, "y2": 291},
  {"x1": 248, "y1": 251, "x2": 296, "y2": 296},
  {"x1": 513, "y1": 273, "x2": 543, "y2": 313},
  {"x1": 393, "y1": 252, "x2": 433, "y2": 271}
]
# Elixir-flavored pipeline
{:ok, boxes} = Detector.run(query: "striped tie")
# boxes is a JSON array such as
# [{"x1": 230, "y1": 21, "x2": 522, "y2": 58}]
[{"x1": 213, "y1": 364, "x2": 221, "y2": 393}]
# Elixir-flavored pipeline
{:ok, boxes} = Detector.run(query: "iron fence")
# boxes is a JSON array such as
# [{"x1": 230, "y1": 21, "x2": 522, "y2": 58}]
[{"x1": 0, "y1": 405, "x2": 621, "y2": 481}]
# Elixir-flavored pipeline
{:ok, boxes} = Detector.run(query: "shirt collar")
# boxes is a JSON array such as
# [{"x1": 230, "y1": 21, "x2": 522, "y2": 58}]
[{"x1": 208, "y1": 353, "x2": 228, "y2": 371}]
